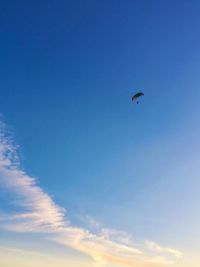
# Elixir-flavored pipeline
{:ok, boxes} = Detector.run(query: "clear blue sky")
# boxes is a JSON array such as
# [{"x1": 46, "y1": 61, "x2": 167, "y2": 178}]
[{"x1": 1, "y1": 1, "x2": 200, "y2": 266}]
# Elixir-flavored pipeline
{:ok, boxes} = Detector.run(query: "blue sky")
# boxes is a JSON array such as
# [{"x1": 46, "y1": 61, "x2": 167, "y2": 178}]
[{"x1": 1, "y1": 1, "x2": 200, "y2": 266}]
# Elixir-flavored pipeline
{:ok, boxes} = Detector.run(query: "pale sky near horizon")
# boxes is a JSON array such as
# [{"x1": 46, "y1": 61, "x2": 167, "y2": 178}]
[{"x1": 1, "y1": 1, "x2": 200, "y2": 266}]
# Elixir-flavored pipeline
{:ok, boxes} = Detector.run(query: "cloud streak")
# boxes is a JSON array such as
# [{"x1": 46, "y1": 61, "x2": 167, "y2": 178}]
[
  {"x1": 0, "y1": 121, "x2": 182, "y2": 267},
  {"x1": 145, "y1": 241, "x2": 182, "y2": 259}
]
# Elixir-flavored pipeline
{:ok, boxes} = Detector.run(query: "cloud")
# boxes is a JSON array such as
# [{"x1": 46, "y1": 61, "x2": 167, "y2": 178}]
[
  {"x1": 0, "y1": 245, "x2": 50, "y2": 257},
  {"x1": 84, "y1": 215, "x2": 102, "y2": 229},
  {"x1": 145, "y1": 241, "x2": 182, "y2": 259},
  {"x1": 0, "y1": 121, "x2": 182, "y2": 267}
]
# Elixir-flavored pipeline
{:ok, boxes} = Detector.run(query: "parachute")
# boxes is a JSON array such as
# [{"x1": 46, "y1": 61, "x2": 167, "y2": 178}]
[{"x1": 132, "y1": 92, "x2": 144, "y2": 104}]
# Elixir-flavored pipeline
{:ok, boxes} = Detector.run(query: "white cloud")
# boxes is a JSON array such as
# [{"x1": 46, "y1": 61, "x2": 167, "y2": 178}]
[
  {"x1": 145, "y1": 241, "x2": 182, "y2": 259},
  {"x1": 0, "y1": 122, "x2": 182, "y2": 267}
]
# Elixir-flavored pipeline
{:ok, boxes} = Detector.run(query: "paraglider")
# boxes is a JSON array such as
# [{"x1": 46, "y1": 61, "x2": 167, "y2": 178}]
[{"x1": 132, "y1": 92, "x2": 144, "y2": 104}]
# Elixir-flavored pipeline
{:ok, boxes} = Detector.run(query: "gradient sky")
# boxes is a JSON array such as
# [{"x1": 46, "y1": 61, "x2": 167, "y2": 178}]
[{"x1": 1, "y1": 1, "x2": 200, "y2": 266}]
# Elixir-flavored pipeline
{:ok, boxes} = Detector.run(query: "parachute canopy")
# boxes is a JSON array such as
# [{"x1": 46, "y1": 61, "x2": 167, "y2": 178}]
[{"x1": 132, "y1": 92, "x2": 144, "y2": 103}]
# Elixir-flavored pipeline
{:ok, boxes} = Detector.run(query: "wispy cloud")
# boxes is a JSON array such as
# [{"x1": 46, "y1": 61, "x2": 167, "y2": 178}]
[
  {"x1": 145, "y1": 241, "x2": 182, "y2": 259},
  {"x1": 0, "y1": 245, "x2": 50, "y2": 257},
  {"x1": 0, "y1": 123, "x2": 66, "y2": 232},
  {"x1": 0, "y1": 121, "x2": 182, "y2": 267}
]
